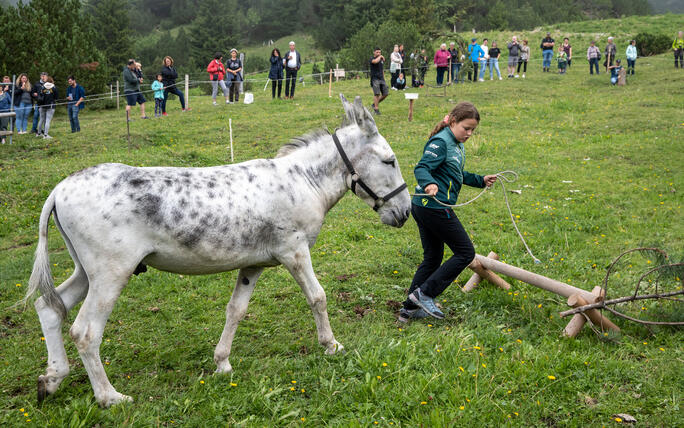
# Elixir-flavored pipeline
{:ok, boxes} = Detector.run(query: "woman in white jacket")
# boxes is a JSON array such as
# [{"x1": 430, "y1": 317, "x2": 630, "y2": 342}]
[
  {"x1": 626, "y1": 40, "x2": 638, "y2": 75},
  {"x1": 390, "y1": 45, "x2": 403, "y2": 89}
]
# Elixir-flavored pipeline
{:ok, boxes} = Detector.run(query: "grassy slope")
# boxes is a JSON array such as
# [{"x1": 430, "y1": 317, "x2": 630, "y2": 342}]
[{"x1": 1, "y1": 21, "x2": 683, "y2": 428}]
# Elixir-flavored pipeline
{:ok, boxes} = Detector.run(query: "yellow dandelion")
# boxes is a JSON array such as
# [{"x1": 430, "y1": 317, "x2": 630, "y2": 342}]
[
  {"x1": 499, "y1": 347, "x2": 504, "y2": 352},
  {"x1": 301, "y1": 388, "x2": 305, "y2": 393},
  {"x1": 482, "y1": 363, "x2": 486, "y2": 368},
  {"x1": 376, "y1": 376, "x2": 381, "y2": 380},
  {"x1": 459, "y1": 366, "x2": 464, "y2": 372},
  {"x1": 41, "y1": 337, "x2": 45, "y2": 341},
  {"x1": 291, "y1": 380, "x2": 297, "y2": 384},
  {"x1": 230, "y1": 382, "x2": 237, "y2": 387},
  {"x1": 199, "y1": 380, "x2": 204, "y2": 384},
  {"x1": 382, "y1": 362, "x2": 388, "y2": 367},
  {"x1": 659, "y1": 347, "x2": 665, "y2": 351},
  {"x1": 393, "y1": 270, "x2": 398, "y2": 274},
  {"x1": 547, "y1": 375, "x2": 556, "y2": 380},
  {"x1": 290, "y1": 387, "x2": 295, "y2": 391},
  {"x1": 507, "y1": 390, "x2": 512, "y2": 394},
  {"x1": 516, "y1": 339, "x2": 522, "y2": 343},
  {"x1": 301, "y1": 417, "x2": 306, "y2": 422},
  {"x1": 420, "y1": 401, "x2": 427, "y2": 405},
  {"x1": 23, "y1": 413, "x2": 28, "y2": 417},
  {"x1": 514, "y1": 412, "x2": 519, "y2": 416},
  {"x1": 473, "y1": 346, "x2": 481, "y2": 350},
  {"x1": 16, "y1": 283, "x2": 21, "y2": 287},
  {"x1": 459, "y1": 406, "x2": 465, "y2": 410},
  {"x1": 20, "y1": 408, "x2": 24, "y2": 412},
  {"x1": 615, "y1": 417, "x2": 622, "y2": 422}
]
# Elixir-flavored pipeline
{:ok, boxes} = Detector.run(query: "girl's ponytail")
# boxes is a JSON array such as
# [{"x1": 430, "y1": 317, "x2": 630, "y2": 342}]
[{"x1": 428, "y1": 102, "x2": 480, "y2": 138}]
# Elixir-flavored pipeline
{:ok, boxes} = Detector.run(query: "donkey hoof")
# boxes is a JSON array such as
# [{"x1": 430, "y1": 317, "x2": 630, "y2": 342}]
[
  {"x1": 325, "y1": 341, "x2": 345, "y2": 355},
  {"x1": 214, "y1": 361, "x2": 233, "y2": 374},
  {"x1": 37, "y1": 375, "x2": 48, "y2": 404},
  {"x1": 98, "y1": 392, "x2": 133, "y2": 408}
]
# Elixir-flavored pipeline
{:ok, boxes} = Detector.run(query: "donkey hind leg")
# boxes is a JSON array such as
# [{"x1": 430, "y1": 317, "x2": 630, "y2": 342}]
[
  {"x1": 214, "y1": 267, "x2": 264, "y2": 374},
  {"x1": 281, "y1": 249, "x2": 343, "y2": 355},
  {"x1": 36, "y1": 266, "x2": 89, "y2": 402},
  {"x1": 69, "y1": 272, "x2": 131, "y2": 407}
]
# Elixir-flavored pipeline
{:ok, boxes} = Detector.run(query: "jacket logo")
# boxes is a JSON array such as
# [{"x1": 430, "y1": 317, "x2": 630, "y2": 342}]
[
  {"x1": 428, "y1": 143, "x2": 440, "y2": 149},
  {"x1": 424, "y1": 150, "x2": 438, "y2": 157},
  {"x1": 422, "y1": 198, "x2": 428, "y2": 206}
]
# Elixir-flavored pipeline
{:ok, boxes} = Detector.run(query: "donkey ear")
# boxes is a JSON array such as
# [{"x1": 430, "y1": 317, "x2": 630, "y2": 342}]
[
  {"x1": 340, "y1": 93, "x2": 358, "y2": 128},
  {"x1": 353, "y1": 96, "x2": 378, "y2": 135}
]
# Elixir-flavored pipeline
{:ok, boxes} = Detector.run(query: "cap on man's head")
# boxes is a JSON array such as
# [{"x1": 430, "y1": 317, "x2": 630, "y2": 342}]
[
  {"x1": 449, "y1": 42, "x2": 455, "y2": 45},
  {"x1": 608, "y1": 37, "x2": 614, "y2": 40},
  {"x1": 40, "y1": 71, "x2": 48, "y2": 76},
  {"x1": 471, "y1": 38, "x2": 477, "y2": 42},
  {"x1": 127, "y1": 59, "x2": 135, "y2": 65},
  {"x1": 289, "y1": 41, "x2": 295, "y2": 46},
  {"x1": 230, "y1": 48, "x2": 237, "y2": 53}
]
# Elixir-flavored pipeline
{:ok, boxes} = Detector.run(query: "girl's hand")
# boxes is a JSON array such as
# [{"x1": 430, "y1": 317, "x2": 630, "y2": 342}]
[
  {"x1": 483, "y1": 175, "x2": 498, "y2": 187},
  {"x1": 425, "y1": 184, "x2": 439, "y2": 196}
]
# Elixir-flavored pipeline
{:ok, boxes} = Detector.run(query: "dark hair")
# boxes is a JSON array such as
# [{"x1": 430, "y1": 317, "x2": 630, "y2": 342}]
[
  {"x1": 429, "y1": 102, "x2": 480, "y2": 138},
  {"x1": 156, "y1": 73, "x2": 162, "y2": 78},
  {"x1": 67, "y1": 75, "x2": 75, "y2": 81},
  {"x1": 564, "y1": 37, "x2": 569, "y2": 41},
  {"x1": 483, "y1": 38, "x2": 488, "y2": 42},
  {"x1": 214, "y1": 52, "x2": 223, "y2": 60},
  {"x1": 374, "y1": 47, "x2": 381, "y2": 51},
  {"x1": 127, "y1": 59, "x2": 135, "y2": 66},
  {"x1": 271, "y1": 48, "x2": 281, "y2": 57}
]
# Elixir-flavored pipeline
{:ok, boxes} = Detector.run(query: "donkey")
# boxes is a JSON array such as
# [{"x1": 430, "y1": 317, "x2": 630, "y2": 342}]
[{"x1": 25, "y1": 95, "x2": 410, "y2": 407}]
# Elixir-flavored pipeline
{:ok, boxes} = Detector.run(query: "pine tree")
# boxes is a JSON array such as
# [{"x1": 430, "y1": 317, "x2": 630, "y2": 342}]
[
  {"x1": 86, "y1": 0, "x2": 133, "y2": 72},
  {"x1": 188, "y1": 0, "x2": 239, "y2": 70}
]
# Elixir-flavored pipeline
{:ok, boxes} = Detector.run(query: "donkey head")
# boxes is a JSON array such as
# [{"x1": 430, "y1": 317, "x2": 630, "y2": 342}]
[{"x1": 339, "y1": 94, "x2": 410, "y2": 227}]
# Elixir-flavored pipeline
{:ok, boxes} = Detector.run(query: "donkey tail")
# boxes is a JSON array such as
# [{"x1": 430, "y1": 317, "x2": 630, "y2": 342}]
[{"x1": 24, "y1": 190, "x2": 67, "y2": 319}]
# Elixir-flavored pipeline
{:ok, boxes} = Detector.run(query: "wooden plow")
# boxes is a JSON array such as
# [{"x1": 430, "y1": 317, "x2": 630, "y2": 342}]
[{"x1": 463, "y1": 248, "x2": 683, "y2": 337}]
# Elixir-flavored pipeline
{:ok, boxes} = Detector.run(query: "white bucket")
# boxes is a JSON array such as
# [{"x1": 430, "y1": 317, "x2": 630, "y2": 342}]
[{"x1": 243, "y1": 92, "x2": 254, "y2": 104}]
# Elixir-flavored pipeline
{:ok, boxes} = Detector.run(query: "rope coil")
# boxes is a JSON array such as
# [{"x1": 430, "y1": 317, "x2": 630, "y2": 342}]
[{"x1": 411, "y1": 170, "x2": 541, "y2": 264}]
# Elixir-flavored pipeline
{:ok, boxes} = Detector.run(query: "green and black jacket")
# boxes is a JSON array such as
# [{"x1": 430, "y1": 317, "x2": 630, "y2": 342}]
[{"x1": 412, "y1": 126, "x2": 485, "y2": 210}]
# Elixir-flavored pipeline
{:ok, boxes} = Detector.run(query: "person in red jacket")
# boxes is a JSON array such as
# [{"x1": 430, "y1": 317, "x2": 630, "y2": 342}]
[
  {"x1": 207, "y1": 53, "x2": 229, "y2": 105},
  {"x1": 433, "y1": 43, "x2": 450, "y2": 86}
]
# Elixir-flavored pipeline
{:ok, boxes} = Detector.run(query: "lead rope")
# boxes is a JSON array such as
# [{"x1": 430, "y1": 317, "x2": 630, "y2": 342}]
[{"x1": 411, "y1": 170, "x2": 541, "y2": 264}]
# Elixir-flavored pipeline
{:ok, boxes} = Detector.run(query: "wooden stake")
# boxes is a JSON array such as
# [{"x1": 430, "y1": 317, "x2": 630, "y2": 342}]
[
  {"x1": 464, "y1": 251, "x2": 500, "y2": 291},
  {"x1": 229, "y1": 118, "x2": 234, "y2": 163},
  {"x1": 408, "y1": 99, "x2": 414, "y2": 122},
  {"x1": 563, "y1": 286, "x2": 604, "y2": 338},
  {"x1": 567, "y1": 293, "x2": 620, "y2": 332},
  {"x1": 466, "y1": 258, "x2": 512, "y2": 291},
  {"x1": 328, "y1": 69, "x2": 333, "y2": 97},
  {"x1": 185, "y1": 74, "x2": 189, "y2": 109},
  {"x1": 116, "y1": 80, "x2": 120, "y2": 110}
]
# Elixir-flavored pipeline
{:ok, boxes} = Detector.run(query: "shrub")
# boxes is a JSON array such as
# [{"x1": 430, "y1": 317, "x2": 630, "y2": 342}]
[{"x1": 634, "y1": 32, "x2": 671, "y2": 56}]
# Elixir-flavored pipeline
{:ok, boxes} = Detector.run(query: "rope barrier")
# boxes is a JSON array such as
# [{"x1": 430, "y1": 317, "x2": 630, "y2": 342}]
[{"x1": 411, "y1": 171, "x2": 541, "y2": 263}]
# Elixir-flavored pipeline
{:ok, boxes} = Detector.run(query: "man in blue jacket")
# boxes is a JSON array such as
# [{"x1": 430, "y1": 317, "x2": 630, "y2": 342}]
[
  {"x1": 66, "y1": 76, "x2": 86, "y2": 133},
  {"x1": 467, "y1": 38, "x2": 484, "y2": 82}
]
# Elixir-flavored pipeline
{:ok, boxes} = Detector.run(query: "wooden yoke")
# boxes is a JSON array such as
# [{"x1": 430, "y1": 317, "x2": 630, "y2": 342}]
[
  {"x1": 566, "y1": 292, "x2": 620, "y2": 333},
  {"x1": 463, "y1": 252, "x2": 511, "y2": 292},
  {"x1": 563, "y1": 286, "x2": 605, "y2": 337}
]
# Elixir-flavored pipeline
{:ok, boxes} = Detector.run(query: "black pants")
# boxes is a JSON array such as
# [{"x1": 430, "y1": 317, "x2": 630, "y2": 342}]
[
  {"x1": 162, "y1": 86, "x2": 185, "y2": 112},
  {"x1": 675, "y1": 49, "x2": 683, "y2": 68},
  {"x1": 271, "y1": 78, "x2": 282, "y2": 98},
  {"x1": 403, "y1": 204, "x2": 475, "y2": 310},
  {"x1": 468, "y1": 62, "x2": 479, "y2": 81},
  {"x1": 517, "y1": 60, "x2": 527, "y2": 73},
  {"x1": 229, "y1": 80, "x2": 240, "y2": 102},
  {"x1": 285, "y1": 68, "x2": 297, "y2": 97},
  {"x1": 391, "y1": 70, "x2": 399, "y2": 88}
]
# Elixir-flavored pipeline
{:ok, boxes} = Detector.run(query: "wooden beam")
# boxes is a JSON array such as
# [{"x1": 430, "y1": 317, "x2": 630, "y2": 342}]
[
  {"x1": 463, "y1": 251, "x2": 501, "y2": 291},
  {"x1": 466, "y1": 257, "x2": 511, "y2": 291},
  {"x1": 567, "y1": 292, "x2": 620, "y2": 332},
  {"x1": 563, "y1": 286, "x2": 604, "y2": 338}
]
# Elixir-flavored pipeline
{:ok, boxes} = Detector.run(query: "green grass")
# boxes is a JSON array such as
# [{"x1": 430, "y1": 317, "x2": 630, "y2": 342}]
[{"x1": 1, "y1": 43, "x2": 682, "y2": 427}]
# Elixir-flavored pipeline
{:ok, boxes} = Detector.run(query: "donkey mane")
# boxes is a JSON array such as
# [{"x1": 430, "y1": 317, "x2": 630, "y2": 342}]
[{"x1": 275, "y1": 128, "x2": 332, "y2": 158}]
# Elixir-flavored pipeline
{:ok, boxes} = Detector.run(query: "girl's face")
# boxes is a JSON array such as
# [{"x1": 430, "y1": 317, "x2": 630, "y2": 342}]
[
  {"x1": 21, "y1": 75, "x2": 27, "y2": 83},
  {"x1": 157, "y1": 75, "x2": 162, "y2": 81},
  {"x1": 449, "y1": 118, "x2": 478, "y2": 143}
]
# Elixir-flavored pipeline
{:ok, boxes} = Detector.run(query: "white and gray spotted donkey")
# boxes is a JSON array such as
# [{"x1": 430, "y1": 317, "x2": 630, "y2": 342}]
[{"x1": 24, "y1": 95, "x2": 411, "y2": 407}]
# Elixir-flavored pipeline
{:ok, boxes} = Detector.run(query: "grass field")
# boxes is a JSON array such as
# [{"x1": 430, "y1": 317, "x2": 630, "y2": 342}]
[{"x1": 1, "y1": 26, "x2": 682, "y2": 427}]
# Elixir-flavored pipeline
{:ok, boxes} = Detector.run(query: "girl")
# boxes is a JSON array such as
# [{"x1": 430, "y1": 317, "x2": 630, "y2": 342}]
[
  {"x1": 207, "y1": 52, "x2": 229, "y2": 105},
  {"x1": 226, "y1": 48, "x2": 243, "y2": 104},
  {"x1": 151, "y1": 73, "x2": 164, "y2": 117},
  {"x1": 13, "y1": 74, "x2": 32, "y2": 134},
  {"x1": 488, "y1": 41, "x2": 502, "y2": 80},
  {"x1": 36, "y1": 76, "x2": 58, "y2": 139},
  {"x1": 161, "y1": 56, "x2": 188, "y2": 115},
  {"x1": 390, "y1": 45, "x2": 402, "y2": 89},
  {"x1": 518, "y1": 40, "x2": 530, "y2": 78},
  {"x1": 626, "y1": 40, "x2": 637, "y2": 75},
  {"x1": 561, "y1": 38, "x2": 572, "y2": 67},
  {"x1": 268, "y1": 48, "x2": 283, "y2": 99},
  {"x1": 400, "y1": 103, "x2": 497, "y2": 321}
]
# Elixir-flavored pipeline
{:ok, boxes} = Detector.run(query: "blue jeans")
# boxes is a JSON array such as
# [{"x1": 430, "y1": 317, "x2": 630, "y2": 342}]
[
  {"x1": 589, "y1": 58, "x2": 599, "y2": 74},
  {"x1": 626, "y1": 58, "x2": 635, "y2": 74},
  {"x1": 16, "y1": 102, "x2": 31, "y2": 132},
  {"x1": 31, "y1": 104, "x2": 40, "y2": 132},
  {"x1": 162, "y1": 86, "x2": 185, "y2": 112},
  {"x1": 489, "y1": 58, "x2": 501, "y2": 79},
  {"x1": 478, "y1": 59, "x2": 488, "y2": 79},
  {"x1": 67, "y1": 104, "x2": 81, "y2": 132},
  {"x1": 542, "y1": 50, "x2": 554, "y2": 68},
  {"x1": 451, "y1": 62, "x2": 461, "y2": 82}
]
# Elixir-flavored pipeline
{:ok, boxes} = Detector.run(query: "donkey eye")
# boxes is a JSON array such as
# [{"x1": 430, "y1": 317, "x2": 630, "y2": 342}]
[{"x1": 382, "y1": 159, "x2": 396, "y2": 167}]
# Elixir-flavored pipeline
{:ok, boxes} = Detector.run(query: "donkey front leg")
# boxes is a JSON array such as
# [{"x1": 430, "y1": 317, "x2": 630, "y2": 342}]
[
  {"x1": 36, "y1": 267, "x2": 89, "y2": 403},
  {"x1": 281, "y1": 249, "x2": 343, "y2": 355},
  {"x1": 69, "y1": 274, "x2": 130, "y2": 407},
  {"x1": 214, "y1": 267, "x2": 264, "y2": 374}
]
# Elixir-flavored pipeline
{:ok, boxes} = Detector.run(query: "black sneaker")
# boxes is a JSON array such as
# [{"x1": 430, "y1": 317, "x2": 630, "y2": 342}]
[
  {"x1": 398, "y1": 307, "x2": 430, "y2": 323},
  {"x1": 373, "y1": 108, "x2": 381, "y2": 116},
  {"x1": 408, "y1": 289, "x2": 445, "y2": 319}
]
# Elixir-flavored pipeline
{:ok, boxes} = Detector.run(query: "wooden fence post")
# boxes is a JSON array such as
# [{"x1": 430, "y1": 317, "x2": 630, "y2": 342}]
[
  {"x1": 185, "y1": 74, "x2": 189, "y2": 109},
  {"x1": 116, "y1": 80, "x2": 120, "y2": 110}
]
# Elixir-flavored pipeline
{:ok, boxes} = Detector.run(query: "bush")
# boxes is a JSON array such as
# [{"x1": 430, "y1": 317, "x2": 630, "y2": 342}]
[{"x1": 634, "y1": 32, "x2": 671, "y2": 56}]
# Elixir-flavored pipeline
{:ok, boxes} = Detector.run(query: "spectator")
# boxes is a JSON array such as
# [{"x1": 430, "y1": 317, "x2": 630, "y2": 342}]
[
  {"x1": 398, "y1": 44, "x2": 407, "y2": 76},
  {"x1": 268, "y1": 48, "x2": 284, "y2": 99},
  {"x1": 161, "y1": 56, "x2": 188, "y2": 115},
  {"x1": 395, "y1": 72, "x2": 406, "y2": 90},
  {"x1": 36, "y1": 76, "x2": 58, "y2": 139},
  {"x1": 390, "y1": 45, "x2": 403, "y2": 89},
  {"x1": 369, "y1": 47, "x2": 389, "y2": 115},
  {"x1": 284, "y1": 41, "x2": 301, "y2": 100},
  {"x1": 488, "y1": 41, "x2": 502, "y2": 80},
  {"x1": 608, "y1": 59, "x2": 623, "y2": 85},
  {"x1": 561, "y1": 38, "x2": 572, "y2": 67},
  {"x1": 13, "y1": 74, "x2": 32, "y2": 134},
  {"x1": 557, "y1": 48, "x2": 568, "y2": 74},
  {"x1": 587, "y1": 40, "x2": 601, "y2": 75},
  {"x1": 518, "y1": 39, "x2": 530, "y2": 78},
  {"x1": 409, "y1": 50, "x2": 419, "y2": 87},
  {"x1": 225, "y1": 48, "x2": 243, "y2": 104},
  {"x1": 66, "y1": 75, "x2": 85, "y2": 133},
  {"x1": 467, "y1": 38, "x2": 484, "y2": 82},
  {"x1": 478, "y1": 38, "x2": 489, "y2": 82},
  {"x1": 540, "y1": 32, "x2": 555, "y2": 72},
  {"x1": 30, "y1": 71, "x2": 48, "y2": 135},
  {"x1": 604, "y1": 37, "x2": 617, "y2": 69},
  {"x1": 207, "y1": 53, "x2": 229, "y2": 105},
  {"x1": 673, "y1": 31, "x2": 683, "y2": 69},
  {"x1": 626, "y1": 40, "x2": 637, "y2": 75},
  {"x1": 151, "y1": 73, "x2": 164, "y2": 118},
  {"x1": 418, "y1": 49, "x2": 429, "y2": 87},
  {"x1": 507, "y1": 36, "x2": 521, "y2": 78},
  {"x1": 448, "y1": 42, "x2": 461, "y2": 83},
  {"x1": 433, "y1": 43, "x2": 450, "y2": 86},
  {"x1": 0, "y1": 83, "x2": 11, "y2": 144},
  {"x1": 123, "y1": 59, "x2": 148, "y2": 119}
]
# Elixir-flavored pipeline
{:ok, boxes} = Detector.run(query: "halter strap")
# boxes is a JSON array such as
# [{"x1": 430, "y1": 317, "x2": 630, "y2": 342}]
[{"x1": 332, "y1": 131, "x2": 407, "y2": 211}]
